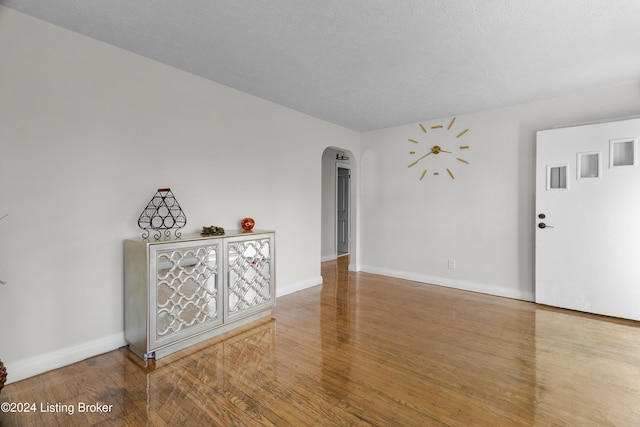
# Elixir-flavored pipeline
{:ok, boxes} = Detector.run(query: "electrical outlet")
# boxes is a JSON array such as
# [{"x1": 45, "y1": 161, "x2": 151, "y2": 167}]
[{"x1": 448, "y1": 259, "x2": 456, "y2": 269}]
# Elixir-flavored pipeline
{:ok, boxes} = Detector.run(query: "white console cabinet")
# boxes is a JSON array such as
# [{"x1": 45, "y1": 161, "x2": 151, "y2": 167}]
[{"x1": 124, "y1": 230, "x2": 275, "y2": 360}]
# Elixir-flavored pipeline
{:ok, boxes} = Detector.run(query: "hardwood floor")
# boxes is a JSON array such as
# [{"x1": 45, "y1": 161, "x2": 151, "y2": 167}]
[{"x1": 2, "y1": 256, "x2": 640, "y2": 426}]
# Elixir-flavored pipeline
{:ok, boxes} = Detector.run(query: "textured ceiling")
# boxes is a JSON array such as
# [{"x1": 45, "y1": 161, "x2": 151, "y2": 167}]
[{"x1": 1, "y1": 1, "x2": 639, "y2": 131}]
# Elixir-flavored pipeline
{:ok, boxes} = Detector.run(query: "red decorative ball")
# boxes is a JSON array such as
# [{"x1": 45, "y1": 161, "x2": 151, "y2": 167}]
[
  {"x1": 241, "y1": 217, "x2": 255, "y2": 231},
  {"x1": 0, "y1": 359, "x2": 6, "y2": 393}
]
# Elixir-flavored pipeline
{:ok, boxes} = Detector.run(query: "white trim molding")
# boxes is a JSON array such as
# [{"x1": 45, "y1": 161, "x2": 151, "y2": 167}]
[
  {"x1": 5, "y1": 333, "x2": 127, "y2": 385},
  {"x1": 276, "y1": 276, "x2": 323, "y2": 298},
  {"x1": 321, "y1": 254, "x2": 338, "y2": 263},
  {"x1": 357, "y1": 265, "x2": 535, "y2": 302}
]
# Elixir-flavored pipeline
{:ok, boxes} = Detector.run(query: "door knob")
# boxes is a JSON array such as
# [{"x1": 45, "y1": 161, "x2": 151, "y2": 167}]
[{"x1": 538, "y1": 223, "x2": 554, "y2": 229}]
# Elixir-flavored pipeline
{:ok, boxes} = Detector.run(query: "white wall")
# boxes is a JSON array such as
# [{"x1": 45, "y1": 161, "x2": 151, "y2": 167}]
[
  {"x1": 360, "y1": 83, "x2": 640, "y2": 300},
  {"x1": 0, "y1": 7, "x2": 360, "y2": 383}
]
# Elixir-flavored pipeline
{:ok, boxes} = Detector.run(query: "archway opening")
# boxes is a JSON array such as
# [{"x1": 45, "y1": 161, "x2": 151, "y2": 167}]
[{"x1": 321, "y1": 147, "x2": 356, "y2": 266}]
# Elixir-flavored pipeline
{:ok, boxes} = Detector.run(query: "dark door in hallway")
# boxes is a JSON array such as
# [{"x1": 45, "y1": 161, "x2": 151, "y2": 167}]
[{"x1": 337, "y1": 167, "x2": 350, "y2": 255}]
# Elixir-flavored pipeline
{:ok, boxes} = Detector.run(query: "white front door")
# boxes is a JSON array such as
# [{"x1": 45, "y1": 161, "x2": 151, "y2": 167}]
[{"x1": 535, "y1": 117, "x2": 640, "y2": 321}]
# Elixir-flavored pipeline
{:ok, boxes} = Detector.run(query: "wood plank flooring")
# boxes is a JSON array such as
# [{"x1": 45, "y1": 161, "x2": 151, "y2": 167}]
[{"x1": 2, "y1": 256, "x2": 640, "y2": 426}]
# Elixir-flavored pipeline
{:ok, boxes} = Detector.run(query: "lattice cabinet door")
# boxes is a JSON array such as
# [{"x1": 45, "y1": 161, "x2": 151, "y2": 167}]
[
  {"x1": 224, "y1": 233, "x2": 275, "y2": 322},
  {"x1": 149, "y1": 239, "x2": 224, "y2": 351}
]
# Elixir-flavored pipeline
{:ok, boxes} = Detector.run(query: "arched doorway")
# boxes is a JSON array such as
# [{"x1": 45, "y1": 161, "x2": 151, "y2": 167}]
[{"x1": 321, "y1": 147, "x2": 356, "y2": 266}]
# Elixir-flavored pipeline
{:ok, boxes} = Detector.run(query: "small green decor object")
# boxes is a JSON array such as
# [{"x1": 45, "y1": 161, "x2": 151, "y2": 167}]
[{"x1": 201, "y1": 225, "x2": 225, "y2": 236}]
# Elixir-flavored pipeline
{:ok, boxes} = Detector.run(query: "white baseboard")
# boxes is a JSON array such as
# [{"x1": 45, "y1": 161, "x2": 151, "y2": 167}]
[
  {"x1": 276, "y1": 276, "x2": 323, "y2": 297},
  {"x1": 5, "y1": 332, "x2": 127, "y2": 385},
  {"x1": 5, "y1": 275, "x2": 323, "y2": 385},
  {"x1": 357, "y1": 265, "x2": 534, "y2": 302},
  {"x1": 3, "y1": 269, "x2": 531, "y2": 385},
  {"x1": 321, "y1": 254, "x2": 337, "y2": 262}
]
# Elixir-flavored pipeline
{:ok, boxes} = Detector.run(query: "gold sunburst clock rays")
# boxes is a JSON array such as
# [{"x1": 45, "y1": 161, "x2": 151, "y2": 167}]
[{"x1": 407, "y1": 117, "x2": 470, "y2": 181}]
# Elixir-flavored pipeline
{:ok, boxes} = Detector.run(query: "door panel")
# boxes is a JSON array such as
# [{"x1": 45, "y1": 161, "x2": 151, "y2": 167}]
[
  {"x1": 337, "y1": 167, "x2": 349, "y2": 254},
  {"x1": 149, "y1": 240, "x2": 223, "y2": 350},
  {"x1": 535, "y1": 118, "x2": 640, "y2": 321}
]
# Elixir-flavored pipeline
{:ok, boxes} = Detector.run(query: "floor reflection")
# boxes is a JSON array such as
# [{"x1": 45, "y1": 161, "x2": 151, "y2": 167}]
[
  {"x1": 121, "y1": 321, "x2": 277, "y2": 425},
  {"x1": 6, "y1": 259, "x2": 640, "y2": 425},
  {"x1": 534, "y1": 308, "x2": 640, "y2": 425},
  {"x1": 320, "y1": 255, "x2": 354, "y2": 398}
]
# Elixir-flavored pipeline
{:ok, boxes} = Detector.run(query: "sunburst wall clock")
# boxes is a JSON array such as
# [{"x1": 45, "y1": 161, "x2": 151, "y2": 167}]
[{"x1": 407, "y1": 117, "x2": 470, "y2": 181}]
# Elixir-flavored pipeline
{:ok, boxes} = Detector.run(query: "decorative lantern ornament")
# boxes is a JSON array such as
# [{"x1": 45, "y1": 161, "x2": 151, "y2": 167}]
[
  {"x1": 138, "y1": 188, "x2": 186, "y2": 239},
  {"x1": 241, "y1": 217, "x2": 255, "y2": 231}
]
